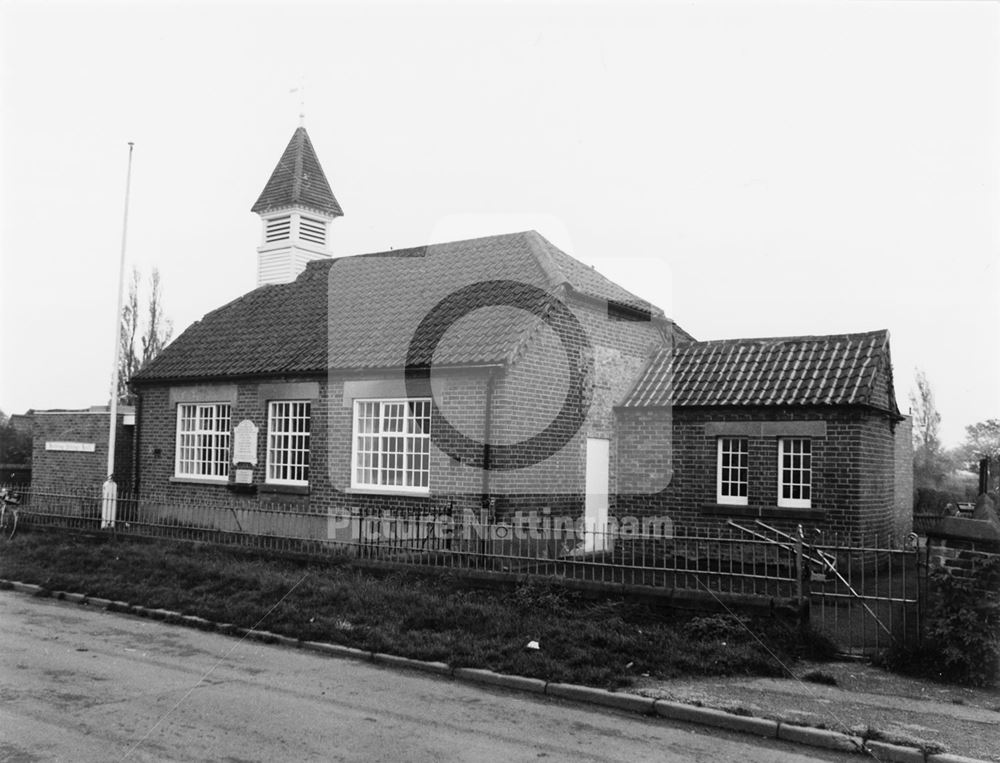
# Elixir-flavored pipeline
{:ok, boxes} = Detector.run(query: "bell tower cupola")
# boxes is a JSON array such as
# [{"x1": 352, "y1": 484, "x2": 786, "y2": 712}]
[{"x1": 252, "y1": 126, "x2": 343, "y2": 286}]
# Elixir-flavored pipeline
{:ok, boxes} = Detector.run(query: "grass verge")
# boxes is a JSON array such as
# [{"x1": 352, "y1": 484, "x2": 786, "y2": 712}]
[{"x1": 0, "y1": 530, "x2": 834, "y2": 688}]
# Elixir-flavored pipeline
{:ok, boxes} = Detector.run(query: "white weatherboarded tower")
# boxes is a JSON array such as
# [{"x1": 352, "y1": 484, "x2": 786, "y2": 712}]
[{"x1": 252, "y1": 126, "x2": 343, "y2": 286}]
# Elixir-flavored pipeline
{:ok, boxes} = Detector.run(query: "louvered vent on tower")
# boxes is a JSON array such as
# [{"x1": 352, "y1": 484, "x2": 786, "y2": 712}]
[
  {"x1": 265, "y1": 215, "x2": 292, "y2": 243},
  {"x1": 253, "y1": 126, "x2": 341, "y2": 286},
  {"x1": 299, "y1": 216, "x2": 327, "y2": 246}
]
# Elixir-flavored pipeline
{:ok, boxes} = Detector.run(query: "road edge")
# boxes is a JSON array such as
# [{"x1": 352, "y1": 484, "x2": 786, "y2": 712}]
[{"x1": 0, "y1": 579, "x2": 988, "y2": 763}]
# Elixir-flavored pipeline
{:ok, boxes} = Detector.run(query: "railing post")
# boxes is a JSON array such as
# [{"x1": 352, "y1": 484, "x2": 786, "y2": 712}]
[
  {"x1": 795, "y1": 524, "x2": 807, "y2": 623},
  {"x1": 355, "y1": 508, "x2": 363, "y2": 559}
]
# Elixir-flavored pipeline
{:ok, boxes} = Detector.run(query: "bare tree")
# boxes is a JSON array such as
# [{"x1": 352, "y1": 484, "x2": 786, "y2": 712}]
[
  {"x1": 958, "y1": 419, "x2": 1000, "y2": 493},
  {"x1": 118, "y1": 267, "x2": 173, "y2": 404},
  {"x1": 0, "y1": 410, "x2": 32, "y2": 465},
  {"x1": 910, "y1": 368, "x2": 949, "y2": 488},
  {"x1": 141, "y1": 268, "x2": 173, "y2": 367},
  {"x1": 117, "y1": 267, "x2": 142, "y2": 403}
]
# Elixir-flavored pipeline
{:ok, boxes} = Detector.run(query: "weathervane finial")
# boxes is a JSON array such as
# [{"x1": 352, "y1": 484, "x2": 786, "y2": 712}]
[{"x1": 290, "y1": 76, "x2": 306, "y2": 127}]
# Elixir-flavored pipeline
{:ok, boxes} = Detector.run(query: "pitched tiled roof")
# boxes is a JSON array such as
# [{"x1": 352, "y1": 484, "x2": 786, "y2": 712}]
[
  {"x1": 134, "y1": 231, "x2": 662, "y2": 383},
  {"x1": 251, "y1": 127, "x2": 343, "y2": 217},
  {"x1": 528, "y1": 235, "x2": 653, "y2": 314},
  {"x1": 621, "y1": 330, "x2": 899, "y2": 414}
]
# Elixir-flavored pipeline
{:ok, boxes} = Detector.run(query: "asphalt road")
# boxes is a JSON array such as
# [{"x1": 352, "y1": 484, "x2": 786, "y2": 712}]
[{"x1": 0, "y1": 591, "x2": 855, "y2": 762}]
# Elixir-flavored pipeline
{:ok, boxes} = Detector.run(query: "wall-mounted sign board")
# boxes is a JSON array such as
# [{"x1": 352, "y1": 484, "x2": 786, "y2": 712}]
[{"x1": 45, "y1": 441, "x2": 96, "y2": 453}]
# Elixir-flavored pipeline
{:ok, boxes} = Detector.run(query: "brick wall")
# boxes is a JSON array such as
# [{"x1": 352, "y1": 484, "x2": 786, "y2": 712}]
[
  {"x1": 615, "y1": 405, "x2": 904, "y2": 539},
  {"x1": 323, "y1": 370, "x2": 487, "y2": 518},
  {"x1": 31, "y1": 411, "x2": 133, "y2": 494},
  {"x1": 616, "y1": 407, "x2": 672, "y2": 498},
  {"x1": 487, "y1": 294, "x2": 667, "y2": 517},
  {"x1": 134, "y1": 293, "x2": 668, "y2": 535},
  {"x1": 135, "y1": 371, "x2": 489, "y2": 521},
  {"x1": 893, "y1": 416, "x2": 914, "y2": 541},
  {"x1": 856, "y1": 413, "x2": 895, "y2": 539}
]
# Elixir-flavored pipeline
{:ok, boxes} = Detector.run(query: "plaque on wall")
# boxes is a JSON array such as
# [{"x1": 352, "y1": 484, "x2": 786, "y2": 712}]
[
  {"x1": 232, "y1": 420, "x2": 259, "y2": 465},
  {"x1": 45, "y1": 441, "x2": 96, "y2": 453},
  {"x1": 235, "y1": 468, "x2": 254, "y2": 485}
]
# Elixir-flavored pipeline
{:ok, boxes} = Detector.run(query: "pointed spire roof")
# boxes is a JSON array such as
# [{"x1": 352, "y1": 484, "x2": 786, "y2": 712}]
[{"x1": 251, "y1": 127, "x2": 343, "y2": 217}]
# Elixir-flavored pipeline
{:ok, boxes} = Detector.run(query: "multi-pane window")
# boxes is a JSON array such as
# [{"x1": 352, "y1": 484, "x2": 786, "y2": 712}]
[
  {"x1": 175, "y1": 403, "x2": 231, "y2": 479},
  {"x1": 352, "y1": 399, "x2": 431, "y2": 492},
  {"x1": 778, "y1": 438, "x2": 812, "y2": 508},
  {"x1": 717, "y1": 437, "x2": 749, "y2": 505},
  {"x1": 267, "y1": 401, "x2": 311, "y2": 485}
]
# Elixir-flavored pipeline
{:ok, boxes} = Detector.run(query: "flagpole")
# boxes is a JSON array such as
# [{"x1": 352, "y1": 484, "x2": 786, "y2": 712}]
[{"x1": 102, "y1": 142, "x2": 134, "y2": 528}]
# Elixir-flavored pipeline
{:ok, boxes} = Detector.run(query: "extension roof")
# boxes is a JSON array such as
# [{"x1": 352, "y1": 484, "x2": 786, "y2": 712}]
[
  {"x1": 134, "y1": 231, "x2": 665, "y2": 383},
  {"x1": 251, "y1": 127, "x2": 343, "y2": 217},
  {"x1": 621, "y1": 329, "x2": 900, "y2": 415}
]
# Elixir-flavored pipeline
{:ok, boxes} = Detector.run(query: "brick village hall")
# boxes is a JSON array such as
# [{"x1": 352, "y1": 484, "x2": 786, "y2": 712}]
[{"x1": 32, "y1": 125, "x2": 913, "y2": 546}]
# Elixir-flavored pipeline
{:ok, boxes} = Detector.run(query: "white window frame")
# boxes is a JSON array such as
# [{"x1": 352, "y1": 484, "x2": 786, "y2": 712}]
[
  {"x1": 174, "y1": 403, "x2": 231, "y2": 481},
  {"x1": 351, "y1": 398, "x2": 432, "y2": 494},
  {"x1": 266, "y1": 400, "x2": 311, "y2": 486},
  {"x1": 716, "y1": 437, "x2": 749, "y2": 506},
  {"x1": 778, "y1": 437, "x2": 812, "y2": 509}
]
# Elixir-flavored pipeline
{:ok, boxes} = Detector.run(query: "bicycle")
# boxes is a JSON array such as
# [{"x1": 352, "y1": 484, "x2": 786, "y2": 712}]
[{"x1": 0, "y1": 487, "x2": 20, "y2": 539}]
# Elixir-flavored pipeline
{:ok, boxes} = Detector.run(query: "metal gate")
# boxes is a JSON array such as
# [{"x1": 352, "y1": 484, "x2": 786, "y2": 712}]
[
  {"x1": 729, "y1": 521, "x2": 923, "y2": 655},
  {"x1": 807, "y1": 532, "x2": 923, "y2": 655}
]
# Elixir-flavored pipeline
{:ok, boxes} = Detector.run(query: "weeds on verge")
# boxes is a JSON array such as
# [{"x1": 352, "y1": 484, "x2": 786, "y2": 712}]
[
  {"x1": 801, "y1": 670, "x2": 838, "y2": 686},
  {"x1": 875, "y1": 556, "x2": 1000, "y2": 688},
  {"x1": 0, "y1": 531, "x2": 835, "y2": 689}
]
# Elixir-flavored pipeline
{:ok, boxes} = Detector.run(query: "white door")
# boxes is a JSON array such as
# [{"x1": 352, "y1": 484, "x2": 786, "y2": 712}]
[{"x1": 584, "y1": 438, "x2": 610, "y2": 552}]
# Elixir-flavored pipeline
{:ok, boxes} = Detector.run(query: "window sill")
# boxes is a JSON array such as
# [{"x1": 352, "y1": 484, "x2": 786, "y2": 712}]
[
  {"x1": 700, "y1": 504, "x2": 826, "y2": 521},
  {"x1": 343, "y1": 487, "x2": 431, "y2": 499},
  {"x1": 259, "y1": 483, "x2": 310, "y2": 496},
  {"x1": 170, "y1": 476, "x2": 230, "y2": 486}
]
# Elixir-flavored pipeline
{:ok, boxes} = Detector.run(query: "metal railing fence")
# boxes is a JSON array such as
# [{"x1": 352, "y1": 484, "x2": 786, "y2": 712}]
[
  {"x1": 1, "y1": 484, "x2": 923, "y2": 653},
  {"x1": 3, "y1": 485, "x2": 798, "y2": 600}
]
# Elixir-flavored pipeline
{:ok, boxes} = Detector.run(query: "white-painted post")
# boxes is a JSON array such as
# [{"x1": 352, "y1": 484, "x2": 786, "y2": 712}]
[{"x1": 103, "y1": 142, "x2": 134, "y2": 529}]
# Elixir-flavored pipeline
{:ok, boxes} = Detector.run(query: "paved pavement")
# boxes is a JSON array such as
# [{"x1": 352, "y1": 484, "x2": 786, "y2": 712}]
[
  {"x1": 633, "y1": 661, "x2": 1000, "y2": 761},
  {"x1": 0, "y1": 591, "x2": 853, "y2": 762}
]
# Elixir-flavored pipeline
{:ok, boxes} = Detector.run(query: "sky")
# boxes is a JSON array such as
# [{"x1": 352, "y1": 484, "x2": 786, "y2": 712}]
[{"x1": 1, "y1": 0, "x2": 997, "y2": 448}]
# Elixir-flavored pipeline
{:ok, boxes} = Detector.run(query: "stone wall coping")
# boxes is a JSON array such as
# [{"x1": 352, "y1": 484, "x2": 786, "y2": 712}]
[{"x1": 927, "y1": 517, "x2": 1000, "y2": 543}]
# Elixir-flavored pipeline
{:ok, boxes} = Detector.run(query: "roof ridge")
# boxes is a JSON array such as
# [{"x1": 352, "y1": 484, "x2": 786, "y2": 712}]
[
  {"x1": 531, "y1": 233, "x2": 664, "y2": 317},
  {"x1": 345, "y1": 230, "x2": 534, "y2": 260},
  {"x1": 291, "y1": 127, "x2": 305, "y2": 205},
  {"x1": 621, "y1": 329, "x2": 898, "y2": 412},
  {"x1": 687, "y1": 329, "x2": 889, "y2": 347},
  {"x1": 523, "y1": 230, "x2": 569, "y2": 291}
]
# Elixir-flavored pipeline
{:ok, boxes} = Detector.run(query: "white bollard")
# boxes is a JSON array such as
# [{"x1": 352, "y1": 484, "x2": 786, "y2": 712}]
[{"x1": 101, "y1": 478, "x2": 117, "y2": 529}]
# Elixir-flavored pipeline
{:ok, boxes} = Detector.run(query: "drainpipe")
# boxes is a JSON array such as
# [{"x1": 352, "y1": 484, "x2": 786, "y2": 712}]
[
  {"x1": 481, "y1": 369, "x2": 497, "y2": 557},
  {"x1": 132, "y1": 389, "x2": 142, "y2": 498}
]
